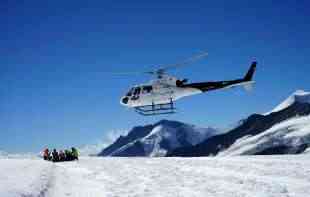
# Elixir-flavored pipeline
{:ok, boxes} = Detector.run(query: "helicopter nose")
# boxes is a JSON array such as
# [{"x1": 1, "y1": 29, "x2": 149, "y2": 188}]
[{"x1": 121, "y1": 97, "x2": 129, "y2": 105}]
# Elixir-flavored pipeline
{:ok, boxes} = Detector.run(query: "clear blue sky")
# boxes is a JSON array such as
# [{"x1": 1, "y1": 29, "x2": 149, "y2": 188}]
[{"x1": 1, "y1": 1, "x2": 309, "y2": 153}]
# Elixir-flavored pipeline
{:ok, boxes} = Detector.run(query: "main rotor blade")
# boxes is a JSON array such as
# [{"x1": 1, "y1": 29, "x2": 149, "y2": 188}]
[
  {"x1": 157, "y1": 51, "x2": 208, "y2": 72},
  {"x1": 107, "y1": 70, "x2": 155, "y2": 76},
  {"x1": 108, "y1": 50, "x2": 208, "y2": 77}
]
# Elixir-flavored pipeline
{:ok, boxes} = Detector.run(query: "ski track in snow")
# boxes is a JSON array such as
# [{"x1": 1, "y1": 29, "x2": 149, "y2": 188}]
[
  {"x1": 0, "y1": 159, "x2": 54, "y2": 197},
  {"x1": 1, "y1": 156, "x2": 310, "y2": 197}
]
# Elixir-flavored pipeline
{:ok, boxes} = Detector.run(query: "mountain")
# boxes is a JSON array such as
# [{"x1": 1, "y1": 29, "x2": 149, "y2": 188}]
[
  {"x1": 218, "y1": 115, "x2": 310, "y2": 156},
  {"x1": 99, "y1": 120, "x2": 219, "y2": 157},
  {"x1": 265, "y1": 90, "x2": 310, "y2": 114},
  {"x1": 98, "y1": 125, "x2": 154, "y2": 156},
  {"x1": 168, "y1": 90, "x2": 310, "y2": 156}
]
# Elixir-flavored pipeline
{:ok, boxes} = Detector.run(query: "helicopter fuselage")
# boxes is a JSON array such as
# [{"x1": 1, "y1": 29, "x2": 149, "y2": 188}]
[{"x1": 120, "y1": 75, "x2": 201, "y2": 108}]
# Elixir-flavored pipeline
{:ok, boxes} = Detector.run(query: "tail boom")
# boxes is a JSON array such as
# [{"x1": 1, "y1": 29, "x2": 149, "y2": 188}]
[{"x1": 180, "y1": 61, "x2": 257, "y2": 92}]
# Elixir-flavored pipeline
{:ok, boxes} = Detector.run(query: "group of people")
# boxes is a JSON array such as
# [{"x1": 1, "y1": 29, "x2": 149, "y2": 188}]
[{"x1": 43, "y1": 147, "x2": 79, "y2": 162}]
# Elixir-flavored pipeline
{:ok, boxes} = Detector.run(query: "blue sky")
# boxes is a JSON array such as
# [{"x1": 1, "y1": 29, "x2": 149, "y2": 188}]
[{"x1": 1, "y1": 1, "x2": 310, "y2": 153}]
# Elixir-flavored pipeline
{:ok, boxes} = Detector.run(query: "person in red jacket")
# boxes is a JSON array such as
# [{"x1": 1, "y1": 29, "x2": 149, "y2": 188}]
[{"x1": 43, "y1": 148, "x2": 50, "y2": 160}]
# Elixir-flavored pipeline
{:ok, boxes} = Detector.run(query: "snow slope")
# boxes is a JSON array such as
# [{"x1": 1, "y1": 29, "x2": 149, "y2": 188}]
[
  {"x1": 1, "y1": 156, "x2": 310, "y2": 197},
  {"x1": 219, "y1": 115, "x2": 310, "y2": 156},
  {"x1": 266, "y1": 90, "x2": 310, "y2": 115}
]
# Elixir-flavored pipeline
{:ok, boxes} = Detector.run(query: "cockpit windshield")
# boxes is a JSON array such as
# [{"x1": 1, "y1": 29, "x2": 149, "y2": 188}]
[
  {"x1": 126, "y1": 88, "x2": 134, "y2": 96},
  {"x1": 133, "y1": 87, "x2": 141, "y2": 95},
  {"x1": 126, "y1": 86, "x2": 152, "y2": 97}
]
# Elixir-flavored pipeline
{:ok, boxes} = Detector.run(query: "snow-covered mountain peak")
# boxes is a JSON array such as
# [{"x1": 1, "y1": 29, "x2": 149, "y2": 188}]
[
  {"x1": 100, "y1": 119, "x2": 220, "y2": 157},
  {"x1": 154, "y1": 119, "x2": 190, "y2": 128},
  {"x1": 294, "y1": 89, "x2": 307, "y2": 95},
  {"x1": 139, "y1": 120, "x2": 218, "y2": 157},
  {"x1": 267, "y1": 90, "x2": 310, "y2": 115}
]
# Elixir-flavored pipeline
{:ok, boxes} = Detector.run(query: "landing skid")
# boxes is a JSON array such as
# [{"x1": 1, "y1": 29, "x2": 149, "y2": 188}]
[{"x1": 134, "y1": 100, "x2": 176, "y2": 116}]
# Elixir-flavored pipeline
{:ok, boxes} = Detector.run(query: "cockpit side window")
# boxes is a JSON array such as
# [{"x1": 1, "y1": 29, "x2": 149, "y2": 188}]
[
  {"x1": 142, "y1": 86, "x2": 153, "y2": 94},
  {"x1": 134, "y1": 87, "x2": 141, "y2": 95}
]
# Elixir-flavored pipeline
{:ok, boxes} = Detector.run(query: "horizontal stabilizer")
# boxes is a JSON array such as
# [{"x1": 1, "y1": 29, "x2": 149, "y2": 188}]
[
  {"x1": 243, "y1": 81, "x2": 255, "y2": 91},
  {"x1": 223, "y1": 80, "x2": 255, "y2": 90}
]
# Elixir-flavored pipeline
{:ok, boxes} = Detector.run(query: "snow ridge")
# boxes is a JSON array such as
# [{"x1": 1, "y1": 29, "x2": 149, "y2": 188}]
[
  {"x1": 266, "y1": 90, "x2": 310, "y2": 115},
  {"x1": 219, "y1": 115, "x2": 310, "y2": 156}
]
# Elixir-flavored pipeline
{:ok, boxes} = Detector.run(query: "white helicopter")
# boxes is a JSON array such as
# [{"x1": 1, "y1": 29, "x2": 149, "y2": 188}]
[{"x1": 119, "y1": 52, "x2": 257, "y2": 116}]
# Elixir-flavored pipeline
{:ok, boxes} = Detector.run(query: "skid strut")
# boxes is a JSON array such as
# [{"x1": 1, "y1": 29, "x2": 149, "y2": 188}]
[{"x1": 134, "y1": 98, "x2": 176, "y2": 116}]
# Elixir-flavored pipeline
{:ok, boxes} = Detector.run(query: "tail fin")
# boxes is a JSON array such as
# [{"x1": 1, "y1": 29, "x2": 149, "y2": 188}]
[{"x1": 244, "y1": 61, "x2": 257, "y2": 81}]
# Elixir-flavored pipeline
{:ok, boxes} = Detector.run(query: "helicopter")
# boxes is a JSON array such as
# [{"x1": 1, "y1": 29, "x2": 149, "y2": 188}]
[{"x1": 119, "y1": 52, "x2": 257, "y2": 116}]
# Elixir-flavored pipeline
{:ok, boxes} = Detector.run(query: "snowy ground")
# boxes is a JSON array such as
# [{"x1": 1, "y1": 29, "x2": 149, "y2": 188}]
[{"x1": 0, "y1": 156, "x2": 310, "y2": 197}]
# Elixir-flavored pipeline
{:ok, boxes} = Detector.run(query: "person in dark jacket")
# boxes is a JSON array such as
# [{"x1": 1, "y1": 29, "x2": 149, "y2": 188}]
[
  {"x1": 59, "y1": 150, "x2": 65, "y2": 161},
  {"x1": 64, "y1": 149, "x2": 72, "y2": 161},
  {"x1": 52, "y1": 149, "x2": 59, "y2": 162},
  {"x1": 71, "y1": 147, "x2": 79, "y2": 160}
]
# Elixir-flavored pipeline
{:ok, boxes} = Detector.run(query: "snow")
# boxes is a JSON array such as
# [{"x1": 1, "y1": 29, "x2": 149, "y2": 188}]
[
  {"x1": 1, "y1": 156, "x2": 310, "y2": 197},
  {"x1": 266, "y1": 90, "x2": 310, "y2": 115},
  {"x1": 0, "y1": 159, "x2": 53, "y2": 197},
  {"x1": 219, "y1": 115, "x2": 310, "y2": 156}
]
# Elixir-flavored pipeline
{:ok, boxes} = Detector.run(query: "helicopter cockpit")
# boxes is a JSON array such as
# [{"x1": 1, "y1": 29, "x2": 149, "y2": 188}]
[
  {"x1": 126, "y1": 88, "x2": 134, "y2": 97},
  {"x1": 121, "y1": 85, "x2": 153, "y2": 105}
]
